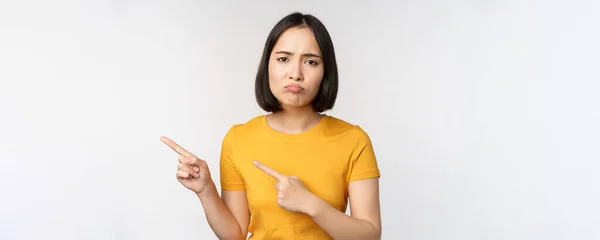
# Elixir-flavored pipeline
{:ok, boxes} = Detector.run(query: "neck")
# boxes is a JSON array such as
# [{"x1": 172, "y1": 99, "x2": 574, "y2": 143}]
[{"x1": 267, "y1": 105, "x2": 323, "y2": 134}]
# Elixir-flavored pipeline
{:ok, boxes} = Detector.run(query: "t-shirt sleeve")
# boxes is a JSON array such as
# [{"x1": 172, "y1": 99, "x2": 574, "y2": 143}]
[
  {"x1": 219, "y1": 125, "x2": 246, "y2": 190},
  {"x1": 349, "y1": 126, "x2": 381, "y2": 182}
]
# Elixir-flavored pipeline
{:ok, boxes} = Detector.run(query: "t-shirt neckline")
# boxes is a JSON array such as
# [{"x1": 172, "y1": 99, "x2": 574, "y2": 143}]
[{"x1": 261, "y1": 114, "x2": 329, "y2": 141}]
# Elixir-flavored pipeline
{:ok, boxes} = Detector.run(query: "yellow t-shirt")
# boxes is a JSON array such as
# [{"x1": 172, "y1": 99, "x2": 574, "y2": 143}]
[{"x1": 219, "y1": 114, "x2": 380, "y2": 240}]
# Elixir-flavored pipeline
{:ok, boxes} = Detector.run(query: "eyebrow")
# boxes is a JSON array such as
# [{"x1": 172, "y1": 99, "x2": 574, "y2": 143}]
[{"x1": 274, "y1": 51, "x2": 322, "y2": 59}]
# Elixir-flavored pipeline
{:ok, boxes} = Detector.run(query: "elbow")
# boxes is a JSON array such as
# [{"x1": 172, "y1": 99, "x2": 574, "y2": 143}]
[
  {"x1": 368, "y1": 224, "x2": 382, "y2": 240},
  {"x1": 375, "y1": 231, "x2": 382, "y2": 240},
  {"x1": 217, "y1": 229, "x2": 246, "y2": 240},
  {"x1": 357, "y1": 219, "x2": 381, "y2": 240},
  {"x1": 354, "y1": 221, "x2": 381, "y2": 240},
  {"x1": 222, "y1": 234, "x2": 245, "y2": 240},
  {"x1": 233, "y1": 230, "x2": 247, "y2": 240},
  {"x1": 372, "y1": 229, "x2": 382, "y2": 240}
]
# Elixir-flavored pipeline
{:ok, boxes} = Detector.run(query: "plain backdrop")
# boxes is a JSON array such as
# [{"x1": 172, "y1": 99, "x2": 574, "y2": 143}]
[{"x1": 1, "y1": 0, "x2": 599, "y2": 239}]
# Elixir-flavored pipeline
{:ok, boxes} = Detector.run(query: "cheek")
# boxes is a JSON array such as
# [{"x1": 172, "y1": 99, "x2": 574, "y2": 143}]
[
  {"x1": 268, "y1": 65, "x2": 285, "y2": 86},
  {"x1": 268, "y1": 61, "x2": 285, "y2": 75},
  {"x1": 305, "y1": 70, "x2": 324, "y2": 92}
]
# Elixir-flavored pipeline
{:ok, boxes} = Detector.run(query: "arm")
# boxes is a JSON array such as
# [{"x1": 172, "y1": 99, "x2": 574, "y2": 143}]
[
  {"x1": 196, "y1": 182, "x2": 250, "y2": 240},
  {"x1": 160, "y1": 135, "x2": 249, "y2": 240},
  {"x1": 309, "y1": 178, "x2": 382, "y2": 240},
  {"x1": 252, "y1": 160, "x2": 381, "y2": 239},
  {"x1": 201, "y1": 125, "x2": 249, "y2": 239}
]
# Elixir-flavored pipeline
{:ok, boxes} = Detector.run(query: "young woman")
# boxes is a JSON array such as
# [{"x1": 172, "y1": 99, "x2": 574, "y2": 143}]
[{"x1": 161, "y1": 12, "x2": 382, "y2": 240}]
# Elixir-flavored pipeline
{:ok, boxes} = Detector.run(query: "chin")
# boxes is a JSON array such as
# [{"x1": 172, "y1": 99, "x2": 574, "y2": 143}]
[
  {"x1": 280, "y1": 99, "x2": 311, "y2": 109},
  {"x1": 282, "y1": 101, "x2": 307, "y2": 108},
  {"x1": 274, "y1": 92, "x2": 316, "y2": 108}
]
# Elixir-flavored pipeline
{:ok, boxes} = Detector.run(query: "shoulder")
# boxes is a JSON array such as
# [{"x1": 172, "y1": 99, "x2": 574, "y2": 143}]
[
  {"x1": 323, "y1": 115, "x2": 372, "y2": 142},
  {"x1": 222, "y1": 115, "x2": 266, "y2": 142}
]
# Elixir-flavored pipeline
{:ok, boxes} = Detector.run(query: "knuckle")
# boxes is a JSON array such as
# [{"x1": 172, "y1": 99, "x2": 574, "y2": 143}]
[{"x1": 178, "y1": 170, "x2": 187, "y2": 177}]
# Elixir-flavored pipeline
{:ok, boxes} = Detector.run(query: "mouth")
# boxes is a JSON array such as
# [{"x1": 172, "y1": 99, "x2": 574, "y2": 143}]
[{"x1": 285, "y1": 84, "x2": 304, "y2": 93}]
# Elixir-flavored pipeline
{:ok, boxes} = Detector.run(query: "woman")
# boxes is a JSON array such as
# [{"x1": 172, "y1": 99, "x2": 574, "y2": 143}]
[{"x1": 161, "y1": 12, "x2": 382, "y2": 240}]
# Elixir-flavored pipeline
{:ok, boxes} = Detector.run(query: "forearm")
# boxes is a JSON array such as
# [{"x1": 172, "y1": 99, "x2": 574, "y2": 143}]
[
  {"x1": 197, "y1": 182, "x2": 244, "y2": 240},
  {"x1": 309, "y1": 198, "x2": 381, "y2": 240}
]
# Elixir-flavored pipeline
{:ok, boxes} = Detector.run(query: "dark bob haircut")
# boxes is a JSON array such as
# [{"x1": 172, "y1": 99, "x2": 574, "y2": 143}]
[{"x1": 255, "y1": 12, "x2": 338, "y2": 113}]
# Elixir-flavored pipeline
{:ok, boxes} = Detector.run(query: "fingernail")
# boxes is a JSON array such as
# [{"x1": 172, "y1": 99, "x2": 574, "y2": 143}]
[{"x1": 253, "y1": 160, "x2": 258, "y2": 166}]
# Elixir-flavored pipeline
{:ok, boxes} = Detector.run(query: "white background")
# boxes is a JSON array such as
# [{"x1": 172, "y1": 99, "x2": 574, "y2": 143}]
[{"x1": 1, "y1": 0, "x2": 599, "y2": 239}]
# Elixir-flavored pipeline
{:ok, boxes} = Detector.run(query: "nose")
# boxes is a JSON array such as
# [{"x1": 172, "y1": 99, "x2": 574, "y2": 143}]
[
  {"x1": 288, "y1": 61, "x2": 303, "y2": 81},
  {"x1": 289, "y1": 75, "x2": 302, "y2": 81}
]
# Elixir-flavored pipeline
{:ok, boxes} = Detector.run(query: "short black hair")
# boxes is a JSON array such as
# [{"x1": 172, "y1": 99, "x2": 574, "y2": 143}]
[{"x1": 255, "y1": 12, "x2": 339, "y2": 113}]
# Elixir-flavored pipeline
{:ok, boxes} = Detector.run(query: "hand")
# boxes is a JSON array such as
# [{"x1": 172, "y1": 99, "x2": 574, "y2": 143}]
[
  {"x1": 161, "y1": 136, "x2": 213, "y2": 195},
  {"x1": 254, "y1": 160, "x2": 321, "y2": 215}
]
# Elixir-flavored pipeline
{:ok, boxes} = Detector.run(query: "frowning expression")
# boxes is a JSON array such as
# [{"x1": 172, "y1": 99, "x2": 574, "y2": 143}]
[{"x1": 268, "y1": 26, "x2": 324, "y2": 109}]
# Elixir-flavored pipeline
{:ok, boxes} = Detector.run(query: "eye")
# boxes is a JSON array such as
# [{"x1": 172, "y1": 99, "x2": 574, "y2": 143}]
[
  {"x1": 305, "y1": 60, "x2": 319, "y2": 65},
  {"x1": 277, "y1": 57, "x2": 289, "y2": 62}
]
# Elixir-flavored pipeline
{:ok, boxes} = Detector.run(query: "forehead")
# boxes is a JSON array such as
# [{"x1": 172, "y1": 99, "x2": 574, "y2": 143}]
[{"x1": 272, "y1": 26, "x2": 321, "y2": 54}]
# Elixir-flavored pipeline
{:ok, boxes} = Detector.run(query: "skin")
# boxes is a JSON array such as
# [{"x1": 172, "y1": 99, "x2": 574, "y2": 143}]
[
  {"x1": 160, "y1": 136, "x2": 247, "y2": 240},
  {"x1": 160, "y1": 26, "x2": 381, "y2": 240},
  {"x1": 267, "y1": 26, "x2": 326, "y2": 134}
]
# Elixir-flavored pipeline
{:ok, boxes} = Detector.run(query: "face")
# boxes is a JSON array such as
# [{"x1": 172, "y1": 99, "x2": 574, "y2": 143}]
[{"x1": 268, "y1": 26, "x2": 324, "y2": 110}]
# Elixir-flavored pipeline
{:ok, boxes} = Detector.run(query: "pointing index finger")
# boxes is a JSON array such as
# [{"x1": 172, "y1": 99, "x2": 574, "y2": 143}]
[
  {"x1": 160, "y1": 136, "x2": 192, "y2": 157},
  {"x1": 254, "y1": 160, "x2": 285, "y2": 181}
]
